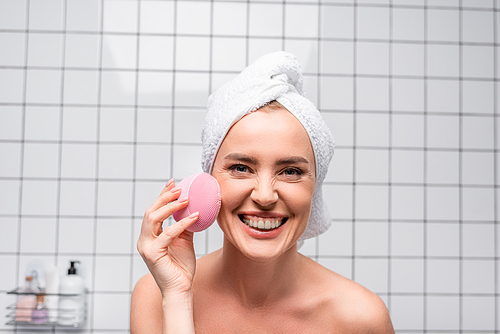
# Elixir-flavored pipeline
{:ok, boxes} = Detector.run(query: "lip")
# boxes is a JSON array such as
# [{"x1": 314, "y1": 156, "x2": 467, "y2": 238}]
[{"x1": 238, "y1": 211, "x2": 288, "y2": 239}]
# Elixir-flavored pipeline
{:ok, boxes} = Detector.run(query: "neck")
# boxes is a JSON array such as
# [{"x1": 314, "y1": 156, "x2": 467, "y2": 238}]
[{"x1": 216, "y1": 237, "x2": 303, "y2": 309}]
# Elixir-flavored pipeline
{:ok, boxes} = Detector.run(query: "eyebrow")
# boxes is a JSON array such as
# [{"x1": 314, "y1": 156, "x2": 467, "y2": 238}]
[{"x1": 224, "y1": 153, "x2": 310, "y2": 166}]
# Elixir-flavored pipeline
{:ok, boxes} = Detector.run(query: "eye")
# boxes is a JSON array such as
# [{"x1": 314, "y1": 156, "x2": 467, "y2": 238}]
[
  {"x1": 281, "y1": 167, "x2": 303, "y2": 178},
  {"x1": 229, "y1": 164, "x2": 250, "y2": 174}
]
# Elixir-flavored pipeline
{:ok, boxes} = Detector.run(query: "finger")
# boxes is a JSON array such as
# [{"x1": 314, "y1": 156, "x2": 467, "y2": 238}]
[
  {"x1": 140, "y1": 197, "x2": 190, "y2": 239},
  {"x1": 147, "y1": 179, "x2": 180, "y2": 213},
  {"x1": 156, "y1": 212, "x2": 199, "y2": 245}
]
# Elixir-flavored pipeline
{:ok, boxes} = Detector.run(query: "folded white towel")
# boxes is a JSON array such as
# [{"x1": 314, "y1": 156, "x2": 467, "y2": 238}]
[{"x1": 201, "y1": 51, "x2": 335, "y2": 241}]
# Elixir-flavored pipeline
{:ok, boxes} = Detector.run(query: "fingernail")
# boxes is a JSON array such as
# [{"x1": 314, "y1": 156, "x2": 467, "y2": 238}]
[
  {"x1": 166, "y1": 178, "x2": 175, "y2": 187},
  {"x1": 169, "y1": 186, "x2": 181, "y2": 193},
  {"x1": 189, "y1": 212, "x2": 199, "y2": 218},
  {"x1": 178, "y1": 196, "x2": 188, "y2": 202}
]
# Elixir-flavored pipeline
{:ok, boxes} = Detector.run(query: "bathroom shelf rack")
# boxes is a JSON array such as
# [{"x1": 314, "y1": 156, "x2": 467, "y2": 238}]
[{"x1": 5, "y1": 289, "x2": 88, "y2": 328}]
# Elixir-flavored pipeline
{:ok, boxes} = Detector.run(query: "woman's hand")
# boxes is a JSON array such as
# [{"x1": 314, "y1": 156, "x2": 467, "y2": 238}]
[{"x1": 137, "y1": 179, "x2": 200, "y2": 297}]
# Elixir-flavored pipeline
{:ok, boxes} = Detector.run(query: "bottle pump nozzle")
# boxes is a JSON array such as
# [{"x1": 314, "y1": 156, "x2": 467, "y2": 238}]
[{"x1": 68, "y1": 261, "x2": 80, "y2": 275}]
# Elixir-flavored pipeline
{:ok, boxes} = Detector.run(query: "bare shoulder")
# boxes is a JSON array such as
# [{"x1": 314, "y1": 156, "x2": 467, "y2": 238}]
[
  {"x1": 130, "y1": 273, "x2": 162, "y2": 334},
  {"x1": 303, "y1": 257, "x2": 395, "y2": 333}
]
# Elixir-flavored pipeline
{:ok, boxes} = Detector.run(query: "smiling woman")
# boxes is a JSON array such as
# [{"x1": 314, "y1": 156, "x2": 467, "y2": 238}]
[{"x1": 131, "y1": 52, "x2": 394, "y2": 333}]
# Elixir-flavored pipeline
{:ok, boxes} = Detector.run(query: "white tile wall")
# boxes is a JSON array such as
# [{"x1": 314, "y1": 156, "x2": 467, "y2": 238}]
[{"x1": 0, "y1": 0, "x2": 498, "y2": 333}]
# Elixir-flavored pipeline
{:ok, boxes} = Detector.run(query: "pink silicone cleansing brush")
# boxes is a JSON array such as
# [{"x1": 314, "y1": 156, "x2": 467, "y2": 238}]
[{"x1": 173, "y1": 173, "x2": 221, "y2": 232}]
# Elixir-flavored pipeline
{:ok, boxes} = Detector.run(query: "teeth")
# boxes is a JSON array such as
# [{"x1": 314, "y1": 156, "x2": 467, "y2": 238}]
[{"x1": 242, "y1": 217, "x2": 284, "y2": 231}]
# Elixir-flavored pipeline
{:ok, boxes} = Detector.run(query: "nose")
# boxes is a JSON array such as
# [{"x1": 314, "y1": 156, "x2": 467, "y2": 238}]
[{"x1": 250, "y1": 177, "x2": 278, "y2": 207}]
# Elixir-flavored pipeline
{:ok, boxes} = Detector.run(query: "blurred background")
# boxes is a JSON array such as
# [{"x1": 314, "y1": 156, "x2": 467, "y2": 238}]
[{"x1": 0, "y1": 0, "x2": 498, "y2": 332}]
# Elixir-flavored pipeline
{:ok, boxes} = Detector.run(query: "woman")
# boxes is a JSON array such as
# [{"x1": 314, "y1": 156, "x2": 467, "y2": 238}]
[{"x1": 131, "y1": 52, "x2": 394, "y2": 333}]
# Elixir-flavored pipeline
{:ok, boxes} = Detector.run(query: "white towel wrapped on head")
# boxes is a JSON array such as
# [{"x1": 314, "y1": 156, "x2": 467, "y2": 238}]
[{"x1": 201, "y1": 51, "x2": 335, "y2": 241}]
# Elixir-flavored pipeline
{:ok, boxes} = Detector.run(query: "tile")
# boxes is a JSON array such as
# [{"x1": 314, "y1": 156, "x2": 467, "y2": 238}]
[
  {"x1": 321, "y1": 5, "x2": 354, "y2": 39},
  {"x1": 0, "y1": 0, "x2": 26, "y2": 30},
  {"x1": 427, "y1": 44, "x2": 460, "y2": 78},
  {"x1": 63, "y1": 70, "x2": 99, "y2": 105},
  {"x1": 134, "y1": 181, "x2": 167, "y2": 219},
  {"x1": 0, "y1": 32, "x2": 25, "y2": 66},
  {"x1": 94, "y1": 256, "x2": 131, "y2": 292},
  {"x1": 136, "y1": 109, "x2": 172, "y2": 144},
  {"x1": 21, "y1": 180, "x2": 58, "y2": 216},
  {"x1": 354, "y1": 185, "x2": 389, "y2": 220},
  {"x1": 102, "y1": 0, "x2": 138, "y2": 33},
  {"x1": 429, "y1": 0, "x2": 460, "y2": 7},
  {"x1": 392, "y1": 43, "x2": 424, "y2": 77},
  {"x1": 26, "y1": 69, "x2": 62, "y2": 104},
  {"x1": 462, "y1": 80, "x2": 494, "y2": 114},
  {"x1": 356, "y1": 77, "x2": 389, "y2": 111},
  {"x1": 356, "y1": 6, "x2": 390, "y2": 40},
  {"x1": 138, "y1": 35, "x2": 174, "y2": 70},
  {"x1": 390, "y1": 259, "x2": 423, "y2": 293},
  {"x1": 325, "y1": 148, "x2": 353, "y2": 183},
  {"x1": 462, "y1": 115, "x2": 494, "y2": 149},
  {"x1": 426, "y1": 151, "x2": 459, "y2": 185},
  {"x1": 58, "y1": 218, "x2": 94, "y2": 254},
  {"x1": 174, "y1": 72, "x2": 209, "y2": 108},
  {"x1": 60, "y1": 143, "x2": 97, "y2": 179},
  {"x1": 320, "y1": 41, "x2": 354, "y2": 75},
  {"x1": 99, "y1": 108, "x2": 135, "y2": 142},
  {"x1": 427, "y1": 223, "x2": 459, "y2": 257},
  {"x1": 426, "y1": 296, "x2": 460, "y2": 330},
  {"x1": 322, "y1": 111, "x2": 353, "y2": 147},
  {"x1": 389, "y1": 295, "x2": 424, "y2": 331},
  {"x1": 131, "y1": 255, "x2": 149, "y2": 287},
  {"x1": 426, "y1": 80, "x2": 460, "y2": 114},
  {"x1": 0, "y1": 180, "x2": 20, "y2": 215},
  {"x1": 249, "y1": 3, "x2": 283, "y2": 37},
  {"x1": 462, "y1": 187, "x2": 495, "y2": 222},
  {"x1": 391, "y1": 186, "x2": 424, "y2": 220},
  {"x1": 391, "y1": 150, "x2": 424, "y2": 184},
  {"x1": 285, "y1": 4, "x2": 319, "y2": 38},
  {"x1": 137, "y1": 71, "x2": 173, "y2": 107},
  {"x1": 176, "y1": 1, "x2": 211, "y2": 35},
  {"x1": 317, "y1": 258, "x2": 352, "y2": 280},
  {"x1": 392, "y1": 8, "x2": 425, "y2": 41},
  {"x1": 392, "y1": 78, "x2": 424, "y2": 112},
  {"x1": 22, "y1": 143, "x2": 59, "y2": 178},
  {"x1": 19, "y1": 218, "x2": 56, "y2": 253},
  {"x1": 174, "y1": 109, "x2": 206, "y2": 145},
  {"x1": 61, "y1": 107, "x2": 98, "y2": 142},
  {"x1": 392, "y1": 114, "x2": 424, "y2": 148},
  {"x1": 426, "y1": 187, "x2": 459, "y2": 221},
  {"x1": 212, "y1": 2, "x2": 247, "y2": 36},
  {"x1": 462, "y1": 151, "x2": 494, "y2": 185},
  {"x1": 27, "y1": 33, "x2": 63, "y2": 67},
  {"x1": 354, "y1": 222, "x2": 388, "y2": 256},
  {"x1": 211, "y1": 37, "x2": 247, "y2": 72},
  {"x1": 303, "y1": 74, "x2": 319, "y2": 106},
  {"x1": 0, "y1": 254, "x2": 17, "y2": 289},
  {"x1": 426, "y1": 259, "x2": 459, "y2": 293},
  {"x1": 462, "y1": 45, "x2": 494, "y2": 79},
  {"x1": 322, "y1": 184, "x2": 353, "y2": 220},
  {"x1": 462, "y1": 296, "x2": 495, "y2": 331},
  {"x1": 24, "y1": 106, "x2": 60, "y2": 141},
  {"x1": 390, "y1": 222, "x2": 423, "y2": 256},
  {"x1": 175, "y1": 36, "x2": 210, "y2": 71},
  {"x1": 28, "y1": 0, "x2": 63, "y2": 31},
  {"x1": 462, "y1": 10, "x2": 494, "y2": 44},
  {"x1": 247, "y1": 38, "x2": 283, "y2": 65},
  {"x1": 0, "y1": 142, "x2": 22, "y2": 177},
  {"x1": 356, "y1": 42, "x2": 389, "y2": 75},
  {"x1": 172, "y1": 145, "x2": 203, "y2": 179},
  {"x1": 427, "y1": 9, "x2": 459, "y2": 42},
  {"x1": 92, "y1": 293, "x2": 130, "y2": 330},
  {"x1": 59, "y1": 181, "x2": 96, "y2": 217},
  {"x1": 355, "y1": 113, "x2": 389, "y2": 147},
  {"x1": 426, "y1": 114, "x2": 459, "y2": 149},
  {"x1": 66, "y1": 0, "x2": 100, "y2": 32},
  {"x1": 0, "y1": 69, "x2": 24, "y2": 104},
  {"x1": 353, "y1": 258, "x2": 388, "y2": 293},
  {"x1": 135, "y1": 144, "x2": 170, "y2": 180},
  {"x1": 0, "y1": 106, "x2": 23, "y2": 141},
  {"x1": 355, "y1": 149, "x2": 389, "y2": 183},
  {"x1": 98, "y1": 144, "x2": 134, "y2": 179},
  {"x1": 64, "y1": 34, "x2": 100, "y2": 68},
  {"x1": 0, "y1": 217, "x2": 19, "y2": 252},
  {"x1": 100, "y1": 71, "x2": 136, "y2": 106},
  {"x1": 462, "y1": 223, "x2": 495, "y2": 258},
  {"x1": 318, "y1": 221, "x2": 352, "y2": 256},
  {"x1": 101, "y1": 34, "x2": 137, "y2": 69},
  {"x1": 139, "y1": 0, "x2": 174, "y2": 34},
  {"x1": 283, "y1": 39, "x2": 318, "y2": 74},
  {"x1": 95, "y1": 219, "x2": 132, "y2": 255},
  {"x1": 97, "y1": 181, "x2": 133, "y2": 217},
  {"x1": 462, "y1": 0, "x2": 494, "y2": 7}
]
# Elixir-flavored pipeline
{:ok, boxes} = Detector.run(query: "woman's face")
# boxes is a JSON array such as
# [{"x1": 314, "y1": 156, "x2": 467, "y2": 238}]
[{"x1": 212, "y1": 107, "x2": 316, "y2": 261}]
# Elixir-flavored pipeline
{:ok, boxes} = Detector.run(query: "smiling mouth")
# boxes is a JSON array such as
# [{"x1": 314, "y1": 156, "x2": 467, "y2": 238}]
[{"x1": 239, "y1": 215, "x2": 287, "y2": 231}]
